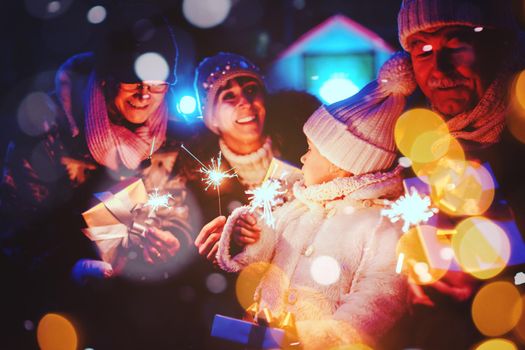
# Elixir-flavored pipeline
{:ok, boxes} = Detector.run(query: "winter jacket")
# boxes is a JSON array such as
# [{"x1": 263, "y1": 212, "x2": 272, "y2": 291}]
[{"x1": 218, "y1": 170, "x2": 408, "y2": 349}]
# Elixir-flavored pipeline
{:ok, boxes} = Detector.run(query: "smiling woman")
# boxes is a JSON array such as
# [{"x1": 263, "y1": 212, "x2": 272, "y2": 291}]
[{"x1": 182, "y1": 52, "x2": 320, "y2": 261}]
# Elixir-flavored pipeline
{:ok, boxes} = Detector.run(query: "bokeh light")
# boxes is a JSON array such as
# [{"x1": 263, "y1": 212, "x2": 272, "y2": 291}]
[
  {"x1": 514, "y1": 70, "x2": 525, "y2": 111},
  {"x1": 17, "y1": 92, "x2": 58, "y2": 136},
  {"x1": 37, "y1": 313, "x2": 78, "y2": 350},
  {"x1": 236, "y1": 262, "x2": 280, "y2": 310},
  {"x1": 507, "y1": 70, "x2": 525, "y2": 143},
  {"x1": 452, "y1": 217, "x2": 511, "y2": 279},
  {"x1": 182, "y1": 0, "x2": 232, "y2": 29},
  {"x1": 411, "y1": 136, "x2": 466, "y2": 183},
  {"x1": 513, "y1": 294, "x2": 525, "y2": 345},
  {"x1": 472, "y1": 282, "x2": 522, "y2": 337},
  {"x1": 134, "y1": 52, "x2": 170, "y2": 82},
  {"x1": 24, "y1": 320, "x2": 35, "y2": 331},
  {"x1": 178, "y1": 95, "x2": 197, "y2": 115},
  {"x1": 206, "y1": 272, "x2": 228, "y2": 294},
  {"x1": 319, "y1": 77, "x2": 359, "y2": 104},
  {"x1": 87, "y1": 5, "x2": 107, "y2": 24},
  {"x1": 396, "y1": 226, "x2": 450, "y2": 284},
  {"x1": 47, "y1": 1, "x2": 61, "y2": 14},
  {"x1": 395, "y1": 108, "x2": 450, "y2": 164},
  {"x1": 310, "y1": 255, "x2": 341, "y2": 285},
  {"x1": 330, "y1": 344, "x2": 373, "y2": 350},
  {"x1": 474, "y1": 339, "x2": 517, "y2": 350},
  {"x1": 25, "y1": 0, "x2": 73, "y2": 19},
  {"x1": 429, "y1": 161, "x2": 495, "y2": 217}
]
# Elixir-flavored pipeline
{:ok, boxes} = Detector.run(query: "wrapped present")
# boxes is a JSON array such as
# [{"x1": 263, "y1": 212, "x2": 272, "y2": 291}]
[
  {"x1": 211, "y1": 304, "x2": 301, "y2": 349},
  {"x1": 211, "y1": 314, "x2": 285, "y2": 349},
  {"x1": 404, "y1": 165, "x2": 525, "y2": 272},
  {"x1": 81, "y1": 178, "x2": 150, "y2": 265}
]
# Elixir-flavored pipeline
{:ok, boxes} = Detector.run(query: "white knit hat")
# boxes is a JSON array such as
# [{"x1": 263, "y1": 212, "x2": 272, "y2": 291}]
[
  {"x1": 303, "y1": 52, "x2": 416, "y2": 175},
  {"x1": 398, "y1": 0, "x2": 518, "y2": 51}
]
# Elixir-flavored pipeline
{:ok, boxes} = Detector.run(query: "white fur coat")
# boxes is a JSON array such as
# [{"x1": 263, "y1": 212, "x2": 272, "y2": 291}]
[{"x1": 218, "y1": 170, "x2": 407, "y2": 349}]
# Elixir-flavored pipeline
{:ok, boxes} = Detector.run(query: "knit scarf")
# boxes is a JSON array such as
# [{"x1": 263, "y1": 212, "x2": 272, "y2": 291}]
[
  {"x1": 219, "y1": 137, "x2": 273, "y2": 189},
  {"x1": 443, "y1": 36, "x2": 525, "y2": 148},
  {"x1": 293, "y1": 166, "x2": 403, "y2": 206},
  {"x1": 85, "y1": 72, "x2": 167, "y2": 171},
  {"x1": 444, "y1": 67, "x2": 509, "y2": 148}
]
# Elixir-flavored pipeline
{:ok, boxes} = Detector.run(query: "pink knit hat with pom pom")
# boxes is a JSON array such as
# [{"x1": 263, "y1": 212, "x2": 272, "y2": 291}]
[{"x1": 303, "y1": 52, "x2": 416, "y2": 175}]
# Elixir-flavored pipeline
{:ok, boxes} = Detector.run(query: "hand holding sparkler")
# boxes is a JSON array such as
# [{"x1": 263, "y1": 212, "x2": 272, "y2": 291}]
[{"x1": 232, "y1": 212, "x2": 261, "y2": 247}]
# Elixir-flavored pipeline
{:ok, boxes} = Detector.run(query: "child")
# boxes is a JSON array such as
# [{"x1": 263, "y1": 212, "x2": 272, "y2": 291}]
[{"x1": 217, "y1": 52, "x2": 415, "y2": 349}]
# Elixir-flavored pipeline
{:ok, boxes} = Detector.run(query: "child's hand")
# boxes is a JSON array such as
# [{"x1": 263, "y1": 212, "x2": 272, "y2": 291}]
[
  {"x1": 195, "y1": 216, "x2": 226, "y2": 262},
  {"x1": 233, "y1": 212, "x2": 261, "y2": 247}
]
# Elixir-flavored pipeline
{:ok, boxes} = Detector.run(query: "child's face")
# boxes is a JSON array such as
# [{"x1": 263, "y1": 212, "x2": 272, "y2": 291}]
[{"x1": 300, "y1": 139, "x2": 347, "y2": 186}]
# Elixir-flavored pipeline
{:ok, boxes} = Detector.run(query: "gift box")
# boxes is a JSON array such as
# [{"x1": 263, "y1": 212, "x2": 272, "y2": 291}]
[
  {"x1": 405, "y1": 165, "x2": 525, "y2": 272},
  {"x1": 81, "y1": 177, "x2": 149, "y2": 265},
  {"x1": 211, "y1": 314, "x2": 285, "y2": 349}
]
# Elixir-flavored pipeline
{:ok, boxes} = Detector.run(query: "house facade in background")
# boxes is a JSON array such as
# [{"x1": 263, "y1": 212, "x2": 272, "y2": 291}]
[{"x1": 267, "y1": 14, "x2": 394, "y2": 104}]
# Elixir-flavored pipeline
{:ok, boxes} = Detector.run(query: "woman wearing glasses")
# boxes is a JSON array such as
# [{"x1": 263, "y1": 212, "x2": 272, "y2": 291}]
[{"x1": 1, "y1": 10, "x2": 199, "y2": 285}]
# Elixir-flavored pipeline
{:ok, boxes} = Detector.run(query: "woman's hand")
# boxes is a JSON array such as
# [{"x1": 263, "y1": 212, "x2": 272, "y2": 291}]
[
  {"x1": 232, "y1": 212, "x2": 261, "y2": 247},
  {"x1": 195, "y1": 216, "x2": 226, "y2": 262},
  {"x1": 143, "y1": 227, "x2": 180, "y2": 264}
]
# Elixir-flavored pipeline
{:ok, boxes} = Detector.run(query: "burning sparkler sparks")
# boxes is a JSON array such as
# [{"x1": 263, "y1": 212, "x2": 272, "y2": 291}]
[
  {"x1": 181, "y1": 144, "x2": 237, "y2": 216},
  {"x1": 246, "y1": 179, "x2": 286, "y2": 228},
  {"x1": 381, "y1": 187, "x2": 438, "y2": 232},
  {"x1": 145, "y1": 188, "x2": 174, "y2": 214}
]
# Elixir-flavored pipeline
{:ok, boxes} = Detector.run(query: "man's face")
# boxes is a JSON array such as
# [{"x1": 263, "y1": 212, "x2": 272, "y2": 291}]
[
  {"x1": 213, "y1": 76, "x2": 266, "y2": 148},
  {"x1": 407, "y1": 26, "x2": 490, "y2": 118},
  {"x1": 113, "y1": 81, "x2": 169, "y2": 124}
]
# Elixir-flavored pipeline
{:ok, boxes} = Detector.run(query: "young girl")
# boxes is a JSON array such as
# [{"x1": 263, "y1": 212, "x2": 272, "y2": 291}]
[{"x1": 217, "y1": 53, "x2": 415, "y2": 349}]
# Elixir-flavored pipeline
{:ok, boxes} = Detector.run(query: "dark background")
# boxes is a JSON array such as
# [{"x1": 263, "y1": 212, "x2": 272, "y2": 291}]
[{"x1": 0, "y1": 0, "x2": 403, "y2": 163}]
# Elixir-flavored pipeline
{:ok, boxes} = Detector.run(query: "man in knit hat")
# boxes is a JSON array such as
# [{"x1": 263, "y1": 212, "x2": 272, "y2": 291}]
[
  {"x1": 392, "y1": 1, "x2": 525, "y2": 349},
  {"x1": 398, "y1": 0, "x2": 523, "y2": 147}
]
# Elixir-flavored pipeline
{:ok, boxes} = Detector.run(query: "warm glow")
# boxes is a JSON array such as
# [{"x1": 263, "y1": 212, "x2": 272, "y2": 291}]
[
  {"x1": 507, "y1": 70, "x2": 525, "y2": 143},
  {"x1": 411, "y1": 136, "x2": 466, "y2": 183},
  {"x1": 430, "y1": 161, "x2": 495, "y2": 217},
  {"x1": 235, "y1": 262, "x2": 286, "y2": 310},
  {"x1": 452, "y1": 217, "x2": 511, "y2": 279},
  {"x1": 474, "y1": 339, "x2": 518, "y2": 350},
  {"x1": 37, "y1": 313, "x2": 78, "y2": 350},
  {"x1": 396, "y1": 226, "x2": 449, "y2": 284},
  {"x1": 472, "y1": 282, "x2": 522, "y2": 337},
  {"x1": 512, "y1": 294, "x2": 525, "y2": 345},
  {"x1": 395, "y1": 108, "x2": 450, "y2": 164}
]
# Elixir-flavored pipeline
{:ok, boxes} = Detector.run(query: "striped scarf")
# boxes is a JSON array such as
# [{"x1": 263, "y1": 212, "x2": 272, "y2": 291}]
[{"x1": 85, "y1": 72, "x2": 167, "y2": 170}]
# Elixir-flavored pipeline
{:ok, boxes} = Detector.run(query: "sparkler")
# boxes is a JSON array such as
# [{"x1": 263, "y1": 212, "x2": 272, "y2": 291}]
[
  {"x1": 144, "y1": 187, "x2": 174, "y2": 216},
  {"x1": 381, "y1": 186, "x2": 438, "y2": 233},
  {"x1": 181, "y1": 144, "x2": 237, "y2": 216},
  {"x1": 246, "y1": 179, "x2": 286, "y2": 228}
]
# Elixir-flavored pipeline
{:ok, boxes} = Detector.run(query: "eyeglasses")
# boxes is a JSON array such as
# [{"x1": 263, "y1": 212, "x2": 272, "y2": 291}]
[{"x1": 119, "y1": 82, "x2": 170, "y2": 94}]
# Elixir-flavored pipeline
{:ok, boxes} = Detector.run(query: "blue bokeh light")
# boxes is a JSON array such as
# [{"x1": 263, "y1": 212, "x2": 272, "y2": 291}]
[
  {"x1": 178, "y1": 95, "x2": 197, "y2": 115},
  {"x1": 318, "y1": 76, "x2": 359, "y2": 104}
]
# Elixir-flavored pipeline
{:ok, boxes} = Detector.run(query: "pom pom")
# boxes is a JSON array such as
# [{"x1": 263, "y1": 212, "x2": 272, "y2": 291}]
[{"x1": 378, "y1": 52, "x2": 417, "y2": 96}]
